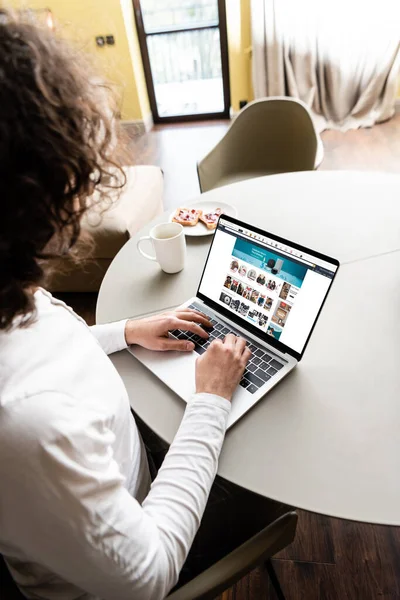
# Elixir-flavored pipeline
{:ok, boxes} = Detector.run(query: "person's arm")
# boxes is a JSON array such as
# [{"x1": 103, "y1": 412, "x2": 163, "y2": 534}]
[
  {"x1": 90, "y1": 307, "x2": 212, "y2": 355},
  {"x1": 5, "y1": 389, "x2": 230, "y2": 600}
]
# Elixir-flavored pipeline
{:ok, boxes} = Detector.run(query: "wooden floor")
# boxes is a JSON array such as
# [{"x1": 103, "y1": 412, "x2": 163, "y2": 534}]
[
  {"x1": 125, "y1": 108, "x2": 400, "y2": 209},
  {"x1": 59, "y1": 108, "x2": 400, "y2": 600}
]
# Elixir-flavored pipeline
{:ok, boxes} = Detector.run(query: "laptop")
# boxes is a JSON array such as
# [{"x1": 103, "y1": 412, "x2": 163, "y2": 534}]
[{"x1": 129, "y1": 215, "x2": 339, "y2": 429}]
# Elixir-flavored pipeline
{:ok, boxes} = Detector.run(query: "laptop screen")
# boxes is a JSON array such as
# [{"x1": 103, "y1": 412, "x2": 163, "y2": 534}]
[{"x1": 197, "y1": 216, "x2": 339, "y2": 359}]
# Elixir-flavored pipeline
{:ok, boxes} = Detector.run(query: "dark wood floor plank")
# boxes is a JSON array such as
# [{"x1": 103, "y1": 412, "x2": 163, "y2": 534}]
[
  {"x1": 276, "y1": 511, "x2": 335, "y2": 564},
  {"x1": 331, "y1": 519, "x2": 400, "y2": 600},
  {"x1": 217, "y1": 565, "x2": 277, "y2": 600},
  {"x1": 271, "y1": 560, "x2": 342, "y2": 600}
]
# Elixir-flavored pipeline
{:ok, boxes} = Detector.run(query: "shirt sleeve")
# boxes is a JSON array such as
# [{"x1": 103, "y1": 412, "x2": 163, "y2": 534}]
[
  {"x1": 90, "y1": 320, "x2": 128, "y2": 354},
  {"x1": 3, "y1": 391, "x2": 231, "y2": 600}
]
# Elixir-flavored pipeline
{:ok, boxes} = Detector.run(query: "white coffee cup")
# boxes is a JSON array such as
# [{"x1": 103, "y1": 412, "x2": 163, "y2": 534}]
[{"x1": 137, "y1": 222, "x2": 186, "y2": 274}]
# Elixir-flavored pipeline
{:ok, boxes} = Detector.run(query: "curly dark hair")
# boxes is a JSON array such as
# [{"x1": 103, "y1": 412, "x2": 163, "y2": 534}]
[{"x1": 0, "y1": 11, "x2": 126, "y2": 330}]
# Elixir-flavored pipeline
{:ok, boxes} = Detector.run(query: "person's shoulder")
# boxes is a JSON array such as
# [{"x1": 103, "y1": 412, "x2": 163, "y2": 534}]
[
  {"x1": 0, "y1": 290, "x2": 98, "y2": 402},
  {"x1": 1, "y1": 390, "x2": 80, "y2": 440},
  {"x1": 0, "y1": 391, "x2": 74, "y2": 465},
  {"x1": 0, "y1": 390, "x2": 109, "y2": 469}
]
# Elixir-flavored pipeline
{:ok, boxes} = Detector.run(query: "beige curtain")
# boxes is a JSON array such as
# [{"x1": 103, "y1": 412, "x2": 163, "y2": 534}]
[{"x1": 251, "y1": 0, "x2": 400, "y2": 131}]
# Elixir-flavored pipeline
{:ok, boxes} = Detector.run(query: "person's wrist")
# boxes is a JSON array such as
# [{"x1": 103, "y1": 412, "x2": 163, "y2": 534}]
[
  {"x1": 196, "y1": 386, "x2": 233, "y2": 402},
  {"x1": 124, "y1": 319, "x2": 139, "y2": 346}
]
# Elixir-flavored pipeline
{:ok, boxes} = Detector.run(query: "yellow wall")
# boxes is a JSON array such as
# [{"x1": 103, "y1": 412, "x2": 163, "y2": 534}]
[
  {"x1": 120, "y1": 0, "x2": 150, "y2": 119},
  {"x1": 1, "y1": 0, "x2": 150, "y2": 121},
  {"x1": 226, "y1": 0, "x2": 253, "y2": 112}
]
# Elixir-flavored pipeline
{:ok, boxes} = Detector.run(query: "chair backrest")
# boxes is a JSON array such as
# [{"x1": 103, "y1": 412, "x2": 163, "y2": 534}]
[
  {"x1": 167, "y1": 510, "x2": 297, "y2": 600},
  {"x1": 197, "y1": 97, "x2": 319, "y2": 192},
  {"x1": 1, "y1": 510, "x2": 297, "y2": 600}
]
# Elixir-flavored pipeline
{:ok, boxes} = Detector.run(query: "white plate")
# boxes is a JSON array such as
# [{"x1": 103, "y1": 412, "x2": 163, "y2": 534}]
[{"x1": 169, "y1": 200, "x2": 238, "y2": 237}]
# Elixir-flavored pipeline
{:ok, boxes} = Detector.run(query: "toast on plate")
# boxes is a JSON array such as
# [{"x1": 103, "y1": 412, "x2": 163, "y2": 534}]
[
  {"x1": 199, "y1": 208, "x2": 223, "y2": 230},
  {"x1": 172, "y1": 207, "x2": 202, "y2": 227}
]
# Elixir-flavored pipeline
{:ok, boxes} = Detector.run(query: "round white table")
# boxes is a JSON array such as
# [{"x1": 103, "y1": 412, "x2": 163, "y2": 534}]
[{"x1": 97, "y1": 171, "x2": 400, "y2": 526}]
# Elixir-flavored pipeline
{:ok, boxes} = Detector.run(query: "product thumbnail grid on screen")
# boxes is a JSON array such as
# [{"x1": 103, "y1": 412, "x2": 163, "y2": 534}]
[{"x1": 220, "y1": 237, "x2": 306, "y2": 340}]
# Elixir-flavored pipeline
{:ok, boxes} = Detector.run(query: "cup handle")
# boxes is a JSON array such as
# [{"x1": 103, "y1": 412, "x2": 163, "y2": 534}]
[{"x1": 137, "y1": 236, "x2": 157, "y2": 261}]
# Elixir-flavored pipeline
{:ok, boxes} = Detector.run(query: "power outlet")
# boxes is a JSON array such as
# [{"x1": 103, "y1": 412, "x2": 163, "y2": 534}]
[{"x1": 95, "y1": 35, "x2": 115, "y2": 47}]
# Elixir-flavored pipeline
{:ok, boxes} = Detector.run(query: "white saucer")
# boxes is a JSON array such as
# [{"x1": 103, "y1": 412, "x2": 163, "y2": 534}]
[{"x1": 169, "y1": 200, "x2": 238, "y2": 237}]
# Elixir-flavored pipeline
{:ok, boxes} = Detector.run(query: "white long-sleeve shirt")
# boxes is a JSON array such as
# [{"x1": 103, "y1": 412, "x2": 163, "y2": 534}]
[{"x1": 0, "y1": 289, "x2": 231, "y2": 600}]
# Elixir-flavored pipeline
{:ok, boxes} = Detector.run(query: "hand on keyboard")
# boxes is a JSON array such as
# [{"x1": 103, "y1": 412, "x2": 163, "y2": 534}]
[
  {"x1": 124, "y1": 308, "x2": 212, "y2": 351},
  {"x1": 169, "y1": 304, "x2": 285, "y2": 395},
  {"x1": 195, "y1": 334, "x2": 251, "y2": 402}
]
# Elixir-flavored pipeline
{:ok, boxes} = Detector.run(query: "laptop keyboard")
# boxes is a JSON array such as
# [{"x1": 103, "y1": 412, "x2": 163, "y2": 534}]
[{"x1": 169, "y1": 303, "x2": 285, "y2": 395}]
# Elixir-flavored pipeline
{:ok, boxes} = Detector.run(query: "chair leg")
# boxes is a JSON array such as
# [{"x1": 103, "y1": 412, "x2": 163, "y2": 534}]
[{"x1": 265, "y1": 559, "x2": 286, "y2": 600}]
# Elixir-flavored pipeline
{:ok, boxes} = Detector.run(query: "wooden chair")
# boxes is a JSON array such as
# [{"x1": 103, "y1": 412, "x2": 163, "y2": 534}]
[
  {"x1": 168, "y1": 511, "x2": 297, "y2": 600},
  {"x1": 0, "y1": 511, "x2": 297, "y2": 600}
]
